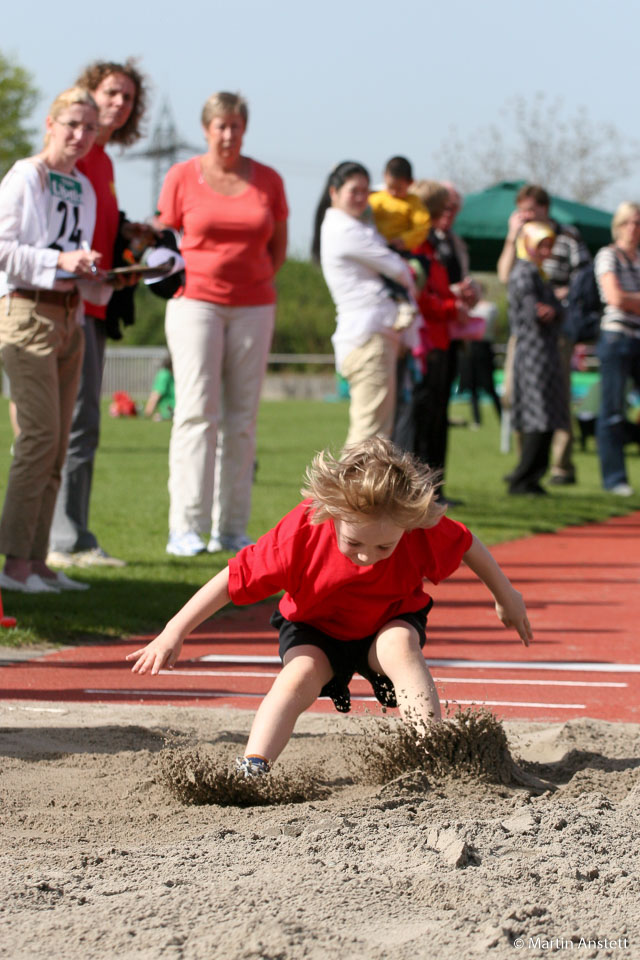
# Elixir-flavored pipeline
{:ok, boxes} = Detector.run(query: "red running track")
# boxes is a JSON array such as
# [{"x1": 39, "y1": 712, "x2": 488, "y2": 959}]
[{"x1": 1, "y1": 513, "x2": 639, "y2": 723}]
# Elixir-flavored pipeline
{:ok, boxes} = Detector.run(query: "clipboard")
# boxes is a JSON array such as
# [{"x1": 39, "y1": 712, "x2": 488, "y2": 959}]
[
  {"x1": 58, "y1": 258, "x2": 177, "y2": 282},
  {"x1": 103, "y1": 259, "x2": 176, "y2": 281}
]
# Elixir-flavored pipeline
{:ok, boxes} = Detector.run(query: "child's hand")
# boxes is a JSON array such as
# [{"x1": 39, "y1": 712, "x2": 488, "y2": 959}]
[
  {"x1": 495, "y1": 587, "x2": 533, "y2": 647},
  {"x1": 126, "y1": 629, "x2": 184, "y2": 675}
]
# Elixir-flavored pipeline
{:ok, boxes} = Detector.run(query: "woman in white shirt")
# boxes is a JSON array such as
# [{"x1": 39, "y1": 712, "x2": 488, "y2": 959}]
[
  {"x1": 0, "y1": 87, "x2": 106, "y2": 594},
  {"x1": 312, "y1": 161, "x2": 414, "y2": 447}
]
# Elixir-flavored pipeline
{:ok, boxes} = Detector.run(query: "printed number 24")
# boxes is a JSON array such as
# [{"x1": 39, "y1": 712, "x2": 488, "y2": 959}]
[{"x1": 50, "y1": 201, "x2": 82, "y2": 251}]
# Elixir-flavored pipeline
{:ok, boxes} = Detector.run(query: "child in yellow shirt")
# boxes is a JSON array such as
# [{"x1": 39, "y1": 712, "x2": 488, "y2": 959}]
[
  {"x1": 369, "y1": 157, "x2": 431, "y2": 327},
  {"x1": 369, "y1": 156, "x2": 431, "y2": 253}
]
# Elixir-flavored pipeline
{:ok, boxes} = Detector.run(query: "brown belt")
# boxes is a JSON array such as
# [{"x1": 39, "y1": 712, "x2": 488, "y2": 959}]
[{"x1": 11, "y1": 288, "x2": 80, "y2": 309}]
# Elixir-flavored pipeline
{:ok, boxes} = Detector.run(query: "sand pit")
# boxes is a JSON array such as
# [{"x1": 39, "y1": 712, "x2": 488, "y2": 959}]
[{"x1": 1, "y1": 701, "x2": 638, "y2": 959}]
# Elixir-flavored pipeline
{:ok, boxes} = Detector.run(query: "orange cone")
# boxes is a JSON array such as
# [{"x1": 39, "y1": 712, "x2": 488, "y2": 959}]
[{"x1": 0, "y1": 587, "x2": 17, "y2": 628}]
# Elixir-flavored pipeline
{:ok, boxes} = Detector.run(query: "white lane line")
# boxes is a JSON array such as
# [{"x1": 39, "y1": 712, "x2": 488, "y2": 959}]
[
  {"x1": 163, "y1": 669, "x2": 279, "y2": 678},
  {"x1": 196, "y1": 654, "x2": 640, "y2": 673},
  {"x1": 437, "y1": 677, "x2": 624, "y2": 688},
  {"x1": 84, "y1": 689, "x2": 585, "y2": 709},
  {"x1": 199, "y1": 654, "x2": 279, "y2": 663},
  {"x1": 430, "y1": 659, "x2": 640, "y2": 673},
  {"x1": 162, "y1": 669, "x2": 625, "y2": 689}
]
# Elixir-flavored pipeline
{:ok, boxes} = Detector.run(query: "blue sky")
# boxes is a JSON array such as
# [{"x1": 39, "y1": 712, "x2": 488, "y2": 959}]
[{"x1": 4, "y1": 0, "x2": 638, "y2": 256}]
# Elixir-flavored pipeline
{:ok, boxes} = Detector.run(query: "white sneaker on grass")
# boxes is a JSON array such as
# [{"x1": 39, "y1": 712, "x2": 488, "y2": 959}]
[
  {"x1": 207, "y1": 534, "x2": 254, "y2": 554},
  {"x1": 166, "y1": 531, "x2": 206, "y2": 557},
  {"x1": 610, "y1": 483, "x2": 634, "y2": 497},
  {"x1": 46, "y1": 550, "x2": 75, "y2": 569},
  {"x1": 73, "y1": 547, "x2": 127, "y2": 568},
  {"x1": 46, "y1": 571, "x2": 90, "y2": 592},
  {"x1": 0, "y1": 572, "x2": 60, "y2": 594}
]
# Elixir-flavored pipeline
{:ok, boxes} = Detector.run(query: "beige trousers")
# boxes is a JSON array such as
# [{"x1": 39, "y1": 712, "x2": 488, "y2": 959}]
[
  {"x1": 341, "y1": 333, "x2": 399, "y2": 447},
  {"x1": 0, "y1": 294, "x2": 83, "y2": 561},
  {"x1": 165, "y1": 298, "x2": 275, "y2": 538}
]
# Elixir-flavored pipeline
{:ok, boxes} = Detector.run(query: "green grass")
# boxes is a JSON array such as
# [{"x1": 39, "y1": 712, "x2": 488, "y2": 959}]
[{"x1": 0, "y1": 395, "x2": 638, "y2": 648}]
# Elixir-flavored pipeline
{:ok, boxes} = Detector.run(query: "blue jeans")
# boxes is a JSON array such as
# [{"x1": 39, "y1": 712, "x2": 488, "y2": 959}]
[{"x1": 596, "y1": 331, "x2": 640, "y2": 489}]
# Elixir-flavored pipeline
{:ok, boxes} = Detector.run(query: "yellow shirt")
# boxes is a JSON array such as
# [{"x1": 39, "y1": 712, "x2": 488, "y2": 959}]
[{"x1": 369, "y1": 190, "x2": 431, "y2": 250}]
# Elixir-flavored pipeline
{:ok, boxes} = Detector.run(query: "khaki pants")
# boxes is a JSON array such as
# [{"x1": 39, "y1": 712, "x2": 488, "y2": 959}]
[
  {"x1": 341, "y1": 333, "x2": 399, "y2": 447},
  {"x1": 0, "y1": 294, "x2": 83, "y2": 561}
]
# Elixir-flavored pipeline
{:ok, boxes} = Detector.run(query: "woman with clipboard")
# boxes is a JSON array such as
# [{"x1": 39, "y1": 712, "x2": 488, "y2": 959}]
[{"x1": 0, "y1": 87, "x2": 108, "y2": 593}]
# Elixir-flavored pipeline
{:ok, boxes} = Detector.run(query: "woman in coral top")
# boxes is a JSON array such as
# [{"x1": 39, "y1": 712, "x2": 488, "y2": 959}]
[{"x1": 157, "y1": 92, "x2": 288, "y2": 557}]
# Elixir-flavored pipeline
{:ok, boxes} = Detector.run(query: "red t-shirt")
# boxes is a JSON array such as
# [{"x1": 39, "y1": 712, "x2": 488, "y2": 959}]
[
  {"x1": 77, "y1": 143, "x2": 120, "y2": 321},
  {"x1": 157, "y1": 157, "x2": 288, "y2": 306},
  {"x1": 228, "y1": 501, "x2": 473, "y2": 641}
]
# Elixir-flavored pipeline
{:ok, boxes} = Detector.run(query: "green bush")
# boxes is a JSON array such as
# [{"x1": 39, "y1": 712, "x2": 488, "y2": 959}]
[
  {"x1": 122, "y1": 259, "x2": 336, "y2": 355},
  {"x1": 272, "y1": 258, "x2": 334, "y2": 354},
  {"x1": 122, "y1": 261, "x2": 509, "y2": 353}
]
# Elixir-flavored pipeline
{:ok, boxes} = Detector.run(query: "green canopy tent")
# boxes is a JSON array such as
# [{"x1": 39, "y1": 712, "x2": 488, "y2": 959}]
[{"x1": 454, "y1": 180, "x2": 613, "y2": 272}]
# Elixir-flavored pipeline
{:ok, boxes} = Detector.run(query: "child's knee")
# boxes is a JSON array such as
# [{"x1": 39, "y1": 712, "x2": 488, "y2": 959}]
[
  {"x1": 281, "y1": 645, "x2": 333, "y2": 695},
  {"x1": 370, "y1": 622, "x2": 421, "y2": 673}
]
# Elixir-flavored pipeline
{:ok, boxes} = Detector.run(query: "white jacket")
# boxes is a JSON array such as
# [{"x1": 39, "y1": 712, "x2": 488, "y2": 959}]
[
  {"x1": 0, "y1": 157, "x2": 109, "y2": 308},
  {"x1": 320, "y1": 208, "x2": 414, "y2": 372}
]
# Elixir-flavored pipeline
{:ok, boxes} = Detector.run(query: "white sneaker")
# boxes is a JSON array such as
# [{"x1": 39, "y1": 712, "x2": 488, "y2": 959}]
[
  {"x1": 46, "y1": 572, "x2": 90, "y2": 592},
  {"x1": 207, "y1": 534, "x2": 254, "y2": 554},
  {"x1": 73, "y1": 547, "x2": 127, "y2": 568},
  {"x1": 166, "y1": 531, "x2": 206, "y2": 557},
  {"x1": 46, "y1": 550, "x2": 75, "y2": 569},
  {"x1": 235, "y1": 756, "x2": 270, "y2": 778},
  {"x1": 0, "y1": 572, "x2": 60, "y2": 594},
  {"x1": 610, "y1": 483, "x2": 634, "y2": 497}
]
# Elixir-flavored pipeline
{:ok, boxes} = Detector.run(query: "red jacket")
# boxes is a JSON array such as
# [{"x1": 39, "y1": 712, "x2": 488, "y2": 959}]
[{"x1": 413, "y1": 239, "x2": 458, "y2": 360}]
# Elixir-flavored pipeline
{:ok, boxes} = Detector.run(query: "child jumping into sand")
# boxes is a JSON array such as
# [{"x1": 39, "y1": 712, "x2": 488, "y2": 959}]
[{"x1": 127, "y1": 437, "x2": 532, "y2": 776}]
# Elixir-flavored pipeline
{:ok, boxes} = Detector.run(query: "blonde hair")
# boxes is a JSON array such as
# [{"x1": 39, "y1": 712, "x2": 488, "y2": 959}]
[
  {"x1": 301, "y1": 436, "x2": 445, "y2": 530},
  {"x1": 410, "y1": 179, "x2": 450, "y2": 220},
  {"x1": 44, "y1": 87, "x2": 98, "y2": 146},
  {"x1": 611, "y1": 202, "x2": 640, "y2": 242},
  {"x1": 201, "y1": 91, "x2": 248, "y2": 129}
]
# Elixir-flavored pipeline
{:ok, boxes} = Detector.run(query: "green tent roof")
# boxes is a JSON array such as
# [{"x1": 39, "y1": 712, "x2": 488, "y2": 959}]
[{"x1": 455, "y1": 180, "x2": 613, "y2": 272}]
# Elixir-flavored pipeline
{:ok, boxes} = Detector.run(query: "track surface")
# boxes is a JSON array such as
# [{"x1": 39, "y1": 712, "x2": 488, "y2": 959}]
[{"x1": 1, "y1": 513, "x2": 639, "y2": 722}]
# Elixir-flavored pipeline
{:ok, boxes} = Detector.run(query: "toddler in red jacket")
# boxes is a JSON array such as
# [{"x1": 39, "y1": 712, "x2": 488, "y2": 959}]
[{"x1": 127, "y1": 437, "x2": 532, "y2": 776}]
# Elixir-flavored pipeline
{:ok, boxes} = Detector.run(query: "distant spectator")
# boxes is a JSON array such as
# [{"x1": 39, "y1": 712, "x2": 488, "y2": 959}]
[
  {"x1": 144, "y1": 355, "x2": 175, "y2": 421},
  {"x1": 458, "y1": 284, "x2": 502, "y2": 428},
  {"x1": 312, "y1": 161, "x2": 415, "y2": 447},
  {"x1": 429, "y1": 182, "x2": 479, "y2": 436},
  {"x1": 593, "y1": 201, "x2": 640, "y2": 496},
  {"x1": 497, "y1": 183, "x2": 591, "y2": 485},
  {"x1": 506, "y1": 222, "x2": 566, "y2": 495},
  {"x1": 407, "y1": 180, "x2": 469, "y2": 504},
  {"x1": 369, "y1": 157, "x2": 431, "y2": 253}
]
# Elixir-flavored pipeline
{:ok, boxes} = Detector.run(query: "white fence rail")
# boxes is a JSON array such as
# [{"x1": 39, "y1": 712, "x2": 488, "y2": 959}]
[{"x1": 3, "y1": 343, "x2": 533, "y2": 401}]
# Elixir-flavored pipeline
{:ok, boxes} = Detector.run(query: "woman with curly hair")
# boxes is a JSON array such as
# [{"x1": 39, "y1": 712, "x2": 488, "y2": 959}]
[{"x1": 49, "y1": 59, "x2": 150, "y2": 570}]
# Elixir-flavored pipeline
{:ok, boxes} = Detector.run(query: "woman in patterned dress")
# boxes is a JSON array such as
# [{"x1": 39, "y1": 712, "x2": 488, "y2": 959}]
[{"x1": 507, "y1": 222, "x2": 567, "y2": 495}]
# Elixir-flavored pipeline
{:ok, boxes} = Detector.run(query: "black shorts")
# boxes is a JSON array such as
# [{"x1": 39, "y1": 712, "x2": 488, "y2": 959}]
[{"x1": 270, "y1": 602, "x2": 432, "y2": 714}]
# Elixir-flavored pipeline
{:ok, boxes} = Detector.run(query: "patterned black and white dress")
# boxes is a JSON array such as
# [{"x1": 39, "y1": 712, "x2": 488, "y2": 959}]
[{"x1": 508, "y1": 260, "x2": 568, "y2": 434}]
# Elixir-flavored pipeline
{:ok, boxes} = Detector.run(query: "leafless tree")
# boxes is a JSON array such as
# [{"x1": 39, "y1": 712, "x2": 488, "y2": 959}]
[{"x1": 434, "y1": 93, "x2": 639, "y2": 203}]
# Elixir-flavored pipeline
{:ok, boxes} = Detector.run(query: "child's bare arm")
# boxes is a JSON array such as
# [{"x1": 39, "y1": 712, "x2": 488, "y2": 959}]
[
  {"x1": 462, "y1": 535, "x2": 533, "y2": 646},
  {"x1": 126, "y1": 567, "x2": 232, "y2": 674}
]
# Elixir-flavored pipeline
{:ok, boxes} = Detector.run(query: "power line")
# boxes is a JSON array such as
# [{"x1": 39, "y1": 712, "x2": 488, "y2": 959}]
[{"x1": 126, "y1": 98, "x2": 200, "y2": 214}]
